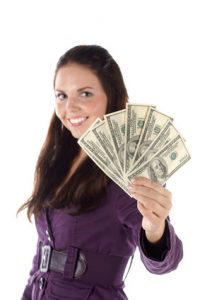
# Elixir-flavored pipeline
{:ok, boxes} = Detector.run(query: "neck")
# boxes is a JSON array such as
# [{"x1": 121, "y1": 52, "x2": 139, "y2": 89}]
[
  {"x1": 71, "y1": 149, "x2": 87, "y2": 172},
  {"x1": 78, "y1": 149, "x2": 87, "y2": 163}
]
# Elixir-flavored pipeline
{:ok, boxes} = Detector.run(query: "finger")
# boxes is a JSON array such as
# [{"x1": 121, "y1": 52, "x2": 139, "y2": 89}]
[
  {"x1": 129, "y1": 185, "x2": 172, "y2": 210},
  {"x1": 137, "y1": 202, "x2": 160, "y2": 221},
  {"x1": 136, "y1": 194, "x2": 170, "y2": 218},
  {"x1": 129, "y1": 176, "x2": 171, "y2": 199}
]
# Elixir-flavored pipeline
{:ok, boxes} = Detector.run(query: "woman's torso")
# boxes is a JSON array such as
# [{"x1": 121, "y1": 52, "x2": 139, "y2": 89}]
[{"x1": 30, "y1": 181, "x2": 142, "y2": 300}]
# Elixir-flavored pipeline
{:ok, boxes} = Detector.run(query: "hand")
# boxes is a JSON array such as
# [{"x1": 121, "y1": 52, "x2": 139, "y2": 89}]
[{"x1": 128, "y1": 176, "x2": 172, "y2": 243}]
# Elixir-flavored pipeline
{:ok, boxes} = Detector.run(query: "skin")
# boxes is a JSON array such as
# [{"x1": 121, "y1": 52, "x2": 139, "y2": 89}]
[{"x1": 128, "y1": 177, "x2": 172, "y2": 243}]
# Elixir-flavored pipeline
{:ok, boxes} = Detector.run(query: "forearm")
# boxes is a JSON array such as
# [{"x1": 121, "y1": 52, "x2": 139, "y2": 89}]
[{"x1": 144, "y1": 220, "x2": 166, "y2": 243}]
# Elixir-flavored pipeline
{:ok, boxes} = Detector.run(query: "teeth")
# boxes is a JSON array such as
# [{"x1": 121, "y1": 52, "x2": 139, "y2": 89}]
[{"x1": 69, "y1": 117, "x2": 87, "y2": 124}]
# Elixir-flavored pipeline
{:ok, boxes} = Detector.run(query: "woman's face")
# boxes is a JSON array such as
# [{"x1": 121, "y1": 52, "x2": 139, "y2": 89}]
[{"x1": 54, "y1": 63, "x2": 108, "y2": 139}]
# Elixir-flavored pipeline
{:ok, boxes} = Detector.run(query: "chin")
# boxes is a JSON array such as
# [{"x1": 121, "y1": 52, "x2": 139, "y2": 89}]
[
  {"x1": 70, "y1": 130, "x2": 84, "y2": 140},
  {"x1": 70, "y1": 124, "x2": 91, "y2": 139}
]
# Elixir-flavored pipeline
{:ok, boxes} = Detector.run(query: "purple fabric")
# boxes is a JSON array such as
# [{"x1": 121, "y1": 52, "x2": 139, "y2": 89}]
[{"x1": 21, "y1": 181, "x2": 183, "y2": 300}]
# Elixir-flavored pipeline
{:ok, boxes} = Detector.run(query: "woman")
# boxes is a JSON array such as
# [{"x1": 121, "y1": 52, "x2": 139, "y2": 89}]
[{"x1": 19, "y1": 45, "x2": 183, "y2": 300}]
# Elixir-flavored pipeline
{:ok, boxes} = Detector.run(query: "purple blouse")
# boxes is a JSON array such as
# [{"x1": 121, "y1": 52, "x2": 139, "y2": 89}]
[{"x1": 21, "y1": 181, "x2": 183, "y2": 300}]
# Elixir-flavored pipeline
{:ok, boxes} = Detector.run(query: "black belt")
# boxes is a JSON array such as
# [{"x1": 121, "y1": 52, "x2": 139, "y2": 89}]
[
  {"x1": 39, "y1": 245, "x2": 129, "y2": 286},
  {"x1": 40, "y1": 245, "x2": 86, "y2": 278}
]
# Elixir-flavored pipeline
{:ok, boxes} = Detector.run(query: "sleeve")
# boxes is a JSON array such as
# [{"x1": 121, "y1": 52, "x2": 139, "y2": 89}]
[{"x1": 21, "y1": 239, "x2": 41, "y2": 300}]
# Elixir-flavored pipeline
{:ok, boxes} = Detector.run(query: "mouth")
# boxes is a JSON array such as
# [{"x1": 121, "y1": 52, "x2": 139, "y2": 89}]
[{"x1": 68, "y1": 117, "x2": 89, "y2": 126}]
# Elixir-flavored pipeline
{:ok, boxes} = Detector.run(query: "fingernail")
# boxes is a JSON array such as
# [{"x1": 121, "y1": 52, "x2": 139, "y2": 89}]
[{"x1": 130, "y1": 178, "x2": 137, "y2": 184}]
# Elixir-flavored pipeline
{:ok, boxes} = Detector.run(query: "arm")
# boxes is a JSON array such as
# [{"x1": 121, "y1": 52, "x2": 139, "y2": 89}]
[{"x1": 128, "y1": 176, "x2": 183, "y2": 274}]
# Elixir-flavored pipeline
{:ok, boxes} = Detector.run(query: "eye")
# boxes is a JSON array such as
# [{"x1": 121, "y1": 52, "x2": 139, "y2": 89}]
[
  {"x1": 81, "y1": 91, "x2": 92, "y2": 97},
  {"x1": 55, "y1": 92, "x2": 66, "y2": 101}
]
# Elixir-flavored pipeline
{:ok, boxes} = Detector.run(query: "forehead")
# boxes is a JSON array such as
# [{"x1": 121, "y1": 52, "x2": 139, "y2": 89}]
[{"x1": 55, "y1": 63, "x2": 100, "y2": 89}]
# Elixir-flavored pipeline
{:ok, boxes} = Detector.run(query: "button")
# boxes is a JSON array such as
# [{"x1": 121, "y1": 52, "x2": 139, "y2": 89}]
[{"x1": 39, "y1": 277, "x2": 44, "y2": 290}]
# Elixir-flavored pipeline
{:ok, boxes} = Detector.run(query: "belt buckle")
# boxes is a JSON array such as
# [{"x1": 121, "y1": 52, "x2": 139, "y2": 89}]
[
  {"x1": 40, "y1": 245, "x2": 51, "y2": 272},
  {"x1": 74, "y1": 251, "x2": 87, "y2": 279}
]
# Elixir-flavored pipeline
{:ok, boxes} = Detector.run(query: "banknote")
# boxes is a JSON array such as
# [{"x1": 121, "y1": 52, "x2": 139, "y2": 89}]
[
  {"x1": 104, "y1": 109, "x2": 126, "y2": 173},
  {"x1": 130, "y1": 107, "x2": 173, "y2": 169},
  {"x1": 129, "y1": 120, "x2": 180, "y2": 172},
  {"x1": 124, "y1": 104, "x2": 155, "y2": 174},
  {"x1": 78, "y1": 118, "x2": 122, "y2": 179},
  {"x1": 78, "y1": 119, "x2": 131, "y2": 196},
  {"x1": 91, "y1": 120, "x2": 123, "y2": 176},
  {"x1": 127, "y1": 134, "x2": 191, "y2": 184}
]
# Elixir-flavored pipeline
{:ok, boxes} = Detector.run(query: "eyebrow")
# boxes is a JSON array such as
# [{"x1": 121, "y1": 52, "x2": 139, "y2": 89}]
[
  {"x1": 78, "y1": 86, "x2": 93, "y2": 92},
  {"x1": 55, "y1": 86, "x2": 93, "y2": 93}
]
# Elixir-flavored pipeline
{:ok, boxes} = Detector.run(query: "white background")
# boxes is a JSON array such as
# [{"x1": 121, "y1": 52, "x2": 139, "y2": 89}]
[{"x1": 0, "y1": 0, "x2": 199, "y2": 299}]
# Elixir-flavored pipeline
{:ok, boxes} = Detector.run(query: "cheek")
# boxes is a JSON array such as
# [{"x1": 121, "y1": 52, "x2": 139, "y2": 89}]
[
  {"x1": 93, "y1": 100, "x2": 107, "y2": 116},
  {"x1": 55, "y1": 104, "x2": 64, "y2": 119},
  {"x1": 55, "y1": 107, "x2": 61, "y2": 120},
  {"x1": 55, "y1": 105, "x2": 59, "y2": 115}
]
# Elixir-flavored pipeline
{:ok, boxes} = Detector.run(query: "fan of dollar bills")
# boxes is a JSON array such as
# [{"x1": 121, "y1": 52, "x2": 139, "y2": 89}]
[{"x1": 78, "y1": 104, "x2": 191, "y2": 196}]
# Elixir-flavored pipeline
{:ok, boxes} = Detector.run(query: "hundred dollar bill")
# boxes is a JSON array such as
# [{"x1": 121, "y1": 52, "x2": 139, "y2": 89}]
[
  {"x1": 104, "y1": 109, "x2": 126, "y2": 173},
  {"x1": 78, "y1": 119, "x2": 122, "y2": 178},
  {"x1": 78, "y1": 119, "x2": 131, "y2": 193},
  {"x1": 91, "y1": 120, "x2": 123, "y2": 176},
  {"x1": 78, "y1": 119, "x2": 131, "y2": 196},
  {"x1": 124, "y1": 104, "x2": 155, "y2": 174},
  {"x1": 127, "y1": 134, "x2": 191, "y2": 184},
  {"x1": 130, "y1": 107, "x2": 173, "y2": 169},
  {"x1": 129, "y1": 120, "x2": 180, "y2": 172}
]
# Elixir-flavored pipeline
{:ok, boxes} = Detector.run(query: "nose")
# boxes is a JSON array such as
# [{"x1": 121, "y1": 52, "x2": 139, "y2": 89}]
[{"x1": 65, "y1": 96, "x2": 79, "y2": 112}]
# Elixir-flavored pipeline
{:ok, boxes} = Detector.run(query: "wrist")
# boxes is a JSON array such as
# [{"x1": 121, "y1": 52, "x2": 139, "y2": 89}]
[{"x1": 145, "y1": 221, "x2": 165, "y2": 243}]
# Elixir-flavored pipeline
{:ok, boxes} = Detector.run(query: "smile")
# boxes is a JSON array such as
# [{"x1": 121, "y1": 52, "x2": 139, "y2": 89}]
[{"x1": 68, "y1": 117, "x2": 88, "y2": 126}]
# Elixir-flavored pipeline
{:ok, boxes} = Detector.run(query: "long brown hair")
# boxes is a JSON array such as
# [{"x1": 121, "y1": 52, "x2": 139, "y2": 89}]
[{"x1": 18, "y1": 45, "x2": 128, "y2": 220}]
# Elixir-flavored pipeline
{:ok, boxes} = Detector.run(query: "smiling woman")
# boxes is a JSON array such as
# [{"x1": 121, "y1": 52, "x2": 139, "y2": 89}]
[{"x1": 18, "y1": 45, "x2": 183, "y2": 300}]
